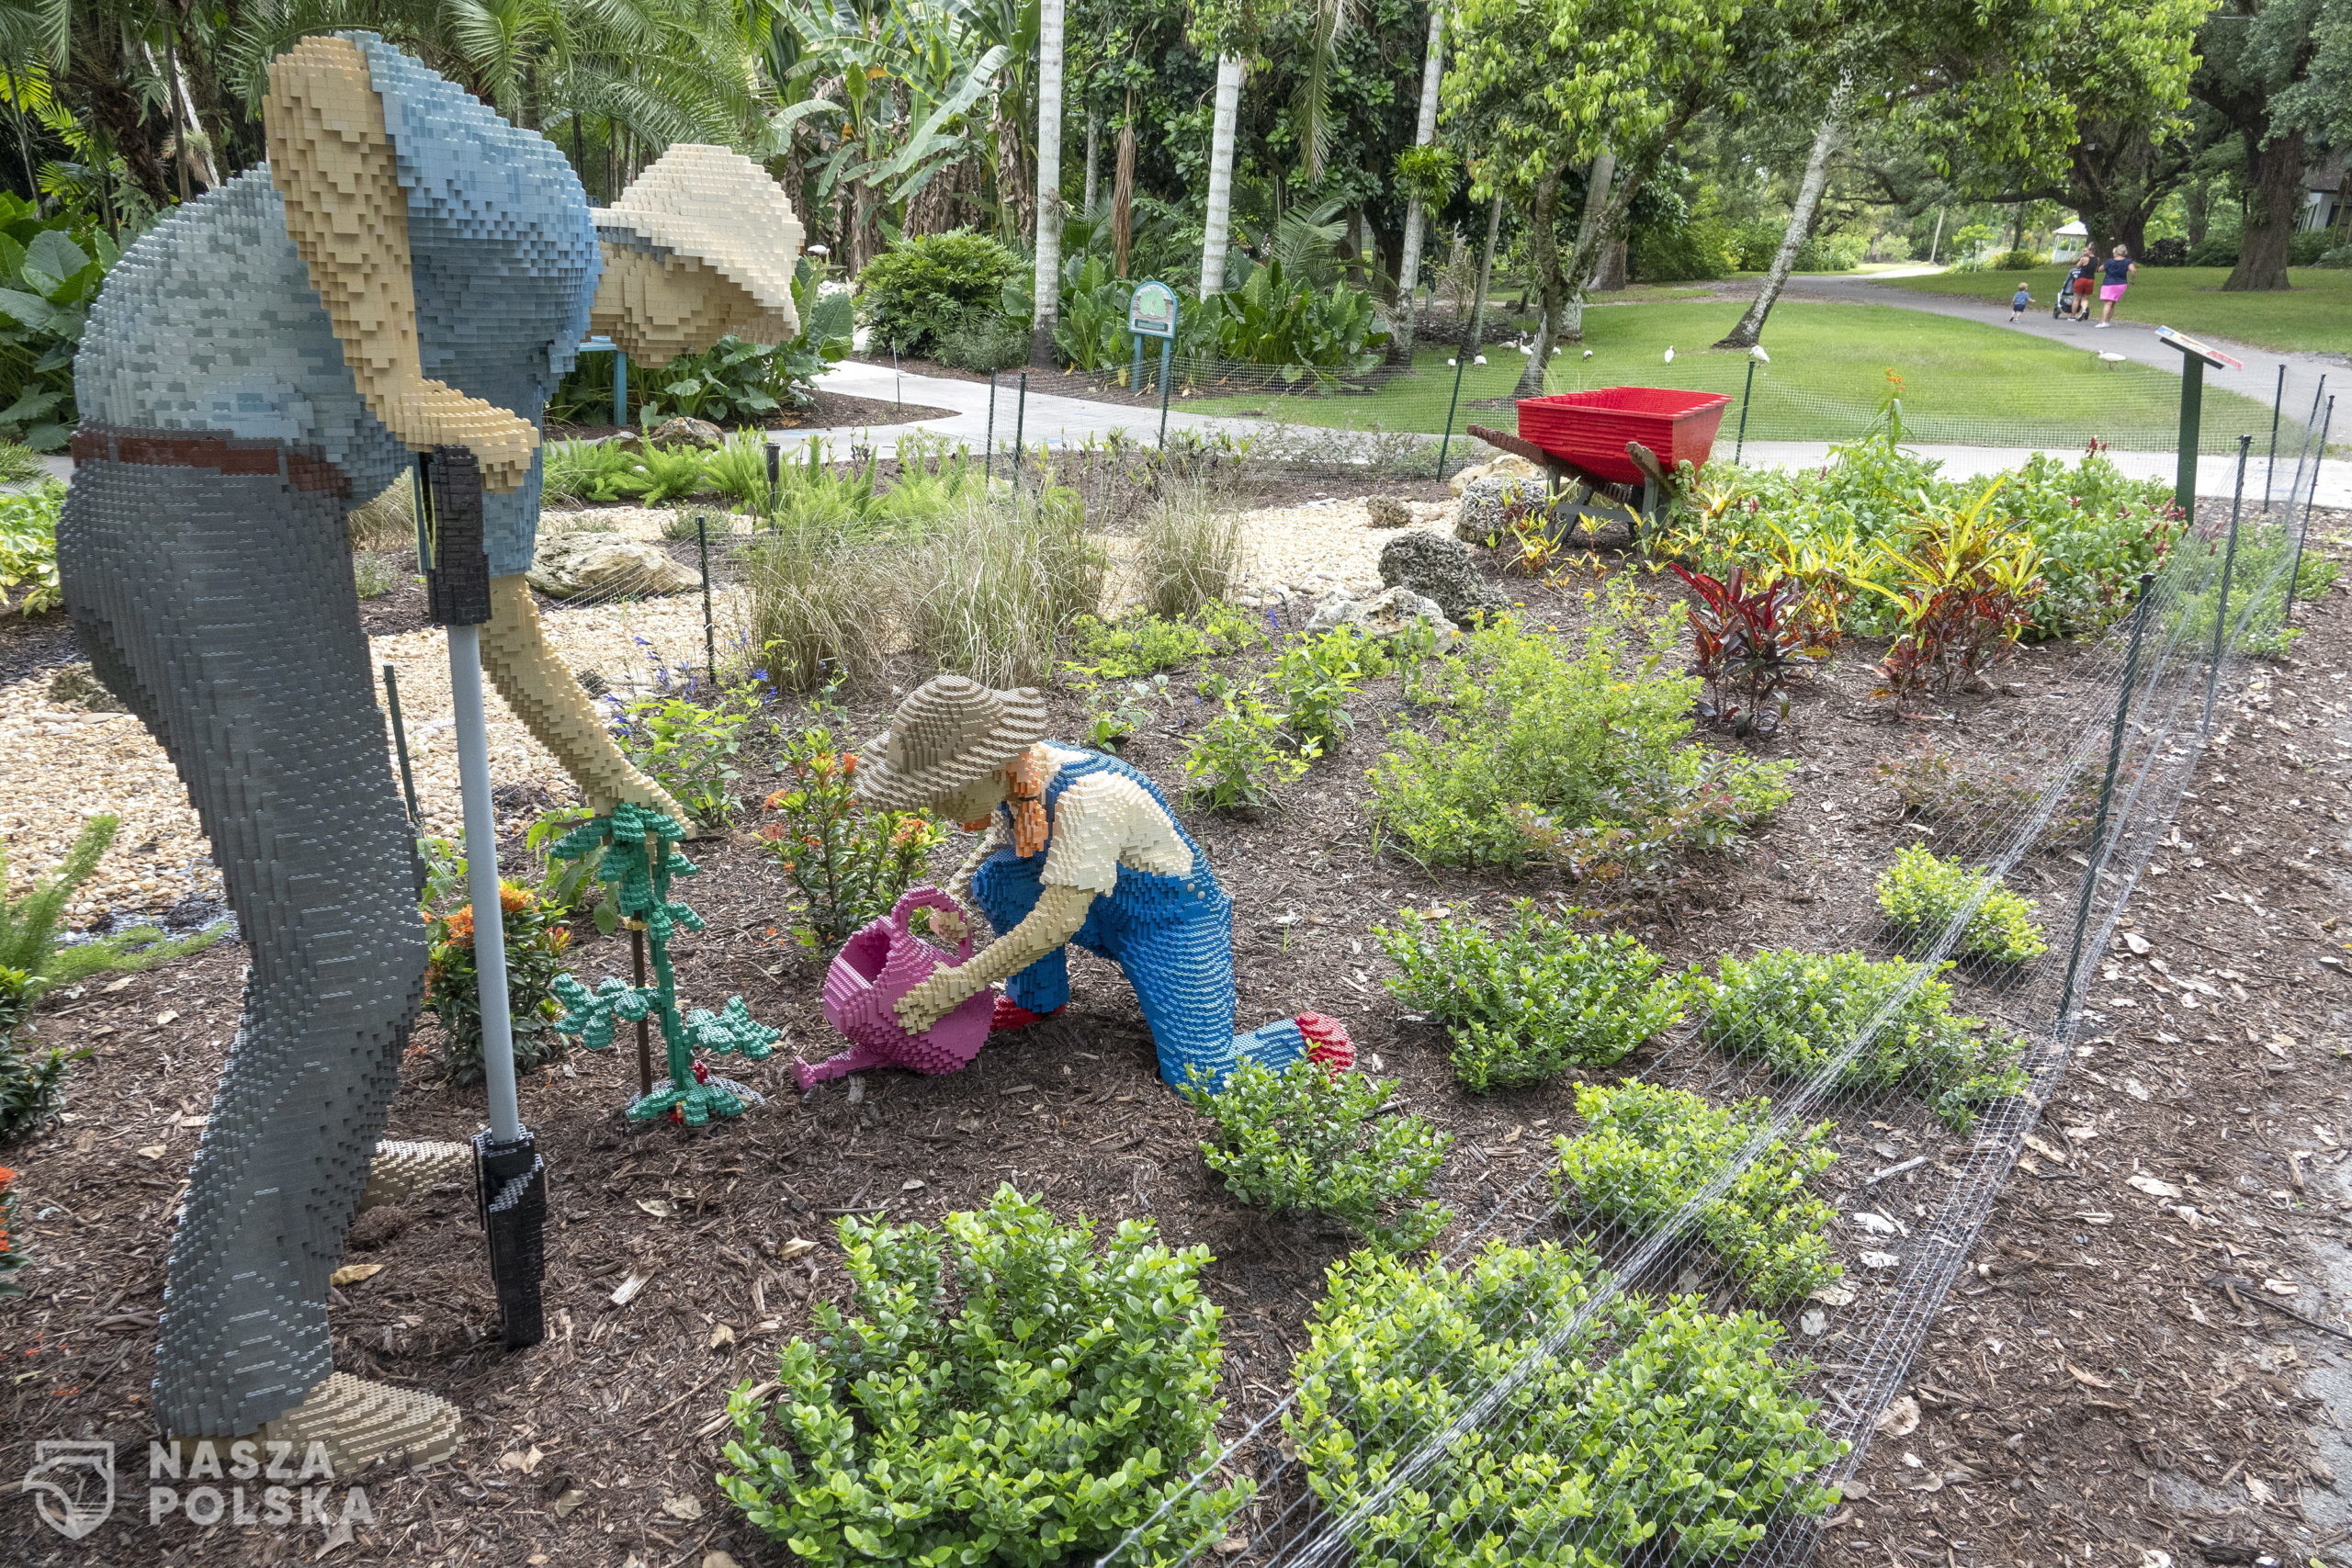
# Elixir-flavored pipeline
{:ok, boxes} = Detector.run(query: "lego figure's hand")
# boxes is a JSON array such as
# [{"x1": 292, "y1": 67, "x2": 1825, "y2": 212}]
[
  {"x1": 895, "y1": 966, "x2": 978, "y2": 1033},
  {"x1": 381, "y1": 383, "x2": 538, "y2": 493},
  {"x1": 924, "y1": 906, "x2": 971, "y2": 944}
]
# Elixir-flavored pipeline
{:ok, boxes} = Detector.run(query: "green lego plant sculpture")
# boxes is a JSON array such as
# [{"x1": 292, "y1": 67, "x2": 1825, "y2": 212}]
[{"x1": 549, "y1": 801, "x2": 780, "y2": 1124}]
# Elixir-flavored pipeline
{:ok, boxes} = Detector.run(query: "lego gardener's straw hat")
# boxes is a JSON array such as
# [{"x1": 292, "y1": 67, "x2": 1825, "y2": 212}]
[
  {"x1": 855, "y1": 676, "x2": 1051, "y2": 810},
  {"x1": 594, "y1": 143, "x2": 804, "y2": 331}
]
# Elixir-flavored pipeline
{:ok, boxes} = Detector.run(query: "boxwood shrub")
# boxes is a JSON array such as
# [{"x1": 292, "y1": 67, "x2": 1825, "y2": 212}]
[
  {"x1": 1287, "y1": 1241, "x2": 1846, "y2": 1565},
  {"x1": 718, "y1": 1187, "x2": 1249, "y2": 1563}
]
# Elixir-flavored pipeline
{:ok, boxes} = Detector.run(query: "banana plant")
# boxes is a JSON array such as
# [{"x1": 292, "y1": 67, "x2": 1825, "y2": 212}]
[{"x1": 0, "y1": 199, "x2": 113, "y2": 451}]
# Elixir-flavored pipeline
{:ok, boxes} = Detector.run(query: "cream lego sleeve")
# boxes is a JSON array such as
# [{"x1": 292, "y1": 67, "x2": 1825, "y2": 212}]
[
  {"x1": 1037, "y1": 772, "x2": 1193, "y2": 894},
  {"x1": 264, "y1": 35, "x2": 537, "y2": 492}
]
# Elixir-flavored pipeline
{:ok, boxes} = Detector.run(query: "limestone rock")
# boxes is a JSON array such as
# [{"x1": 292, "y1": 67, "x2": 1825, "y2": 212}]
[
  {"x1": 1454, "y1": 474, "x2": 1545, "y2": 544},
  {"x1": 1364, "y1": 495, "x2": 1412, "y2": 529},
  {"x1": 1446, "y1": 452, "x2": 1543, "y2": 497},
  {"x1": 1306, "y1": 587, "x2": 1459, "y2": 648},
  {"x1": 1379, "y1": 531, "x2": 1508, "y2": 624},
  {"x1": 649, "y1": 416, "x2": 726, "y2": 450},
  {"x1": 47, "y1": 662, "x2": 128, "y2": 713},
  {"x1": 600, "y1": 429, "x2": 645, "y2": 452},
  {"x1": 527, "y1": 535, "x2": 701, "y2": 600}
]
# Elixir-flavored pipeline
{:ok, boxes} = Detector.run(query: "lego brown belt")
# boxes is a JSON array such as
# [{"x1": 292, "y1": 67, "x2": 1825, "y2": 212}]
[{"x1": 69, "y1": 423, "x2": 352, "y2": 498}]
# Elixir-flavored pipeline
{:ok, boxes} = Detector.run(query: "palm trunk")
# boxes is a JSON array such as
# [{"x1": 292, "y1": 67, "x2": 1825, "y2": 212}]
[
  {"x1": 2223, "y1": 127, "x2": 2305, "y2": 292},
  {"x1": 1391, "y1": 0, "x2": 1448, "y2": 361},
  {"x1": 1031, "y1": 0, "x2": 1067, "y2": 366},
  {"x1": 1112, "y1": 108, "x2": 1137, "y2": 277},
  {"x1": 1083, "y1": 109, "x2": 1100, "y2": 213},
  {"x1": 1514, "y1": 168, "x2": 1565, "y2": 397},
  {"x1": 1714, "y1": 76, "x2": 1849, "y2": 350},
  {"x1": 1198, "y1": 53, "x2": 1245, "y2": 299},
  {"x1": 994, "y1": 95, "x2": 1035, "y2": 250}
]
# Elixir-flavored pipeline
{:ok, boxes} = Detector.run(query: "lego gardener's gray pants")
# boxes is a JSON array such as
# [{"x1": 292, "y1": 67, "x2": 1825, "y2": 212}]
[{"x1": 60, "y1": 429, "x2": 425, "y2": 1438}]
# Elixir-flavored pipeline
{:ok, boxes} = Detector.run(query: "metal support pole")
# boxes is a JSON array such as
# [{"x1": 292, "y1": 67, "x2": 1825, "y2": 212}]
[
  {"x1": 2263, "y1": 364, "x2": 2285, "y2": 512},
  {"x1": 2201, "y1": 436, "x2": 2250, "y2": 730},
  {"x1": 696, "y1": 513, "x2": 717, "y2": 687},
  {"x1": 382, "y1": 663, "x2": 421, "y2": 829},
  {"x1": 1012, "y1": 370, "x2": 1028, "y2": 488},
  {"x1": 630, "y1": 925, "x2": 653, "y2": 1097},
  {"x1": 448, "y1": 622, "x2": 524, "y2": 1145},
  {"x1": 1437, "y1": 344, "x2": 1472, "y2": 479},
  {"x1": 612, "y1": 348, "x2": 628, "y2": 428},
  {"x1": 2287, "y1": 377, "x2": 2328, "y2": 522},
  {"x1": 2060, "y1": 571, "x2": 2158, "y2": 1022},
  {"x1": 2174, "y1": 356, "x2": 2205, "y2": 520},
  {"x1": 984, "y1": 372, "x2": 998, "y2": 481},
  {"x1": 2286, "y1": 395, "x2": 2336, "y2": 626},
  {"x1": 1436, "y1": 274, "x2": 1493, "y2": 481},
  {"x1": 764, "y1": 441, "x2": 781, "y2": 530},
  {"x1": 1735, "y1": 355, "x2": 1758, "y2": 466},
  {"x1": 1156, "y1": 339, "x2": 1174, "y2": 449}
]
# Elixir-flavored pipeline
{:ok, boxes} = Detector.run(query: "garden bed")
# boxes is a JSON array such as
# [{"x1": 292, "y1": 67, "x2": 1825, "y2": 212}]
[
  {"x1": 547, "y1": 385, "x2": 958, "y2": 441},
  {"x1": 9, "y1": 500, "x2": 2346, "y2": 1563}
]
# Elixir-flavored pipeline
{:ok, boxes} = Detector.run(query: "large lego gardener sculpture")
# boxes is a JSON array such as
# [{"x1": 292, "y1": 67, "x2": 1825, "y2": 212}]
[
  {"x1": 63, "y1": 33, "x2": 800, "y2": 1470},
  {"x1": 860, "y1": 676, "x2": 1357, "y2": 1086}
]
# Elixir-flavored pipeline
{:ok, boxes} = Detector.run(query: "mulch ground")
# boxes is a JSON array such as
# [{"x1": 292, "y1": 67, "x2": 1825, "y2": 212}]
[
  {"x1": 10, "y1": 513, "x2": 2352, "y2": 1567},
  {"x1": 547, "y1": 385, "x2": 958, "y2": 444}
]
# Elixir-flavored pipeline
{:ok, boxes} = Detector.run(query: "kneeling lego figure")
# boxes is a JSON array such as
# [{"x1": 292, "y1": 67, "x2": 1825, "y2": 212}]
[{"x1": 855, "y1": 675, "x2": 1354, "y2": 1089}]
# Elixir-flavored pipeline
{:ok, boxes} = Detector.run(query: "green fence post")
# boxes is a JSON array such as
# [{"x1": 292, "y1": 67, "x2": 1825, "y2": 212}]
[{"x1": 2174, "y1": 355, "x2": 2204, "y2": 520}]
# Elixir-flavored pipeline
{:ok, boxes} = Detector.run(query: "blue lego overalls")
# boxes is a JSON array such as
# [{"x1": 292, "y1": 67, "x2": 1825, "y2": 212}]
[{"x1": 967, "y1": 750, "x2": 1311, "y2": 1090}]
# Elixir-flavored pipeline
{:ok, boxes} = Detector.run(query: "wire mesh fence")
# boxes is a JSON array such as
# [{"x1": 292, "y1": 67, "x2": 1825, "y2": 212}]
[{"x1": 1054, "y1": 443, "x2": 2333, "y2": 1567}]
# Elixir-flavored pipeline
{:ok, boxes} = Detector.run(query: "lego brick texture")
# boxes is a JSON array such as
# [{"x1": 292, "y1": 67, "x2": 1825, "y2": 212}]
[{"x1": 58, "y1": 447, "x2": 425, "y2": 1437}]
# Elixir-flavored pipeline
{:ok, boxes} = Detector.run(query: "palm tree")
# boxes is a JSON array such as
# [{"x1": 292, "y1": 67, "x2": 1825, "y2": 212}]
[
  {"x1": 1197, "y1": 51, "x2": 1243, "y2": 299},
  {"x1": 1390, "y1": 1, "x2": 1445, "y2": 359},
  {"x1": 1030, "y1": 0, "x2": 1064, "y2": 364}
]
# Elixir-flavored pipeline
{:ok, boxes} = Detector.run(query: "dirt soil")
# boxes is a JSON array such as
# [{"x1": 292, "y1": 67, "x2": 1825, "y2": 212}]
[
  {"x1": 9, "y1": 518, "x2": 2352, "y2": 1567},
  {"x1": 547, "y1": 385, "x2": 957, "y2": 443}
]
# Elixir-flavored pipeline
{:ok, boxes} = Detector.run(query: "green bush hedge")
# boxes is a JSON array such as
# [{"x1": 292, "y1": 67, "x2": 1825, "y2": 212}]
[
  {"x1": 1288, "y1": 1241, "x2": 1847, "y2": 1565},
  {"x1": 858, "y1": 231, "x2": 1023, "y2": 358},
  {"x1": 718, "y1": 1187, "x2": 1249, "y2": 1562},
  {"x1": 1874, "y1": 843, "x2": 2047, "y2": 963}
]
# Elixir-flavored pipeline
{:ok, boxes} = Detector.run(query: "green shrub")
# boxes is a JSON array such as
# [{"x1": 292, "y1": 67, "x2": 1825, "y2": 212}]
[
  {"x1": 608, "y1": 688, "x2": 758, "y2": 830},
  {"x1": 639, "y1": 334, "x2": 808, "y2": 425},
  {"x1": 1182, "y1": 675, "x2": 1307, "y2": 810},
  {"x1": 858, "y1": 231, "x2": 1023, "y2": 357},
  {"x1": 2165, "y1": 518, "x2": 2340, "y2": 660},
  {"x1": 1196, "y1": 257, "x2": 1390, "y2": 382},
  {"x1": 1183, "y1": 1059, "x2": 1453, "y2": 1250},
  {"x1": 1270, "y1": 626, "x2": 1389, "y2": 756},
  {"x1": 933, "y1": 309, "x2": 1032, "y2": 373},
  {"x1": 1698, "y1": 949, "x2": 2027, "y2": 1129},
  {"x1": 541, "y1": 438, "x2": 648, "y2": 504},
  {"x1": 1369, "y1": 603, "x2": 1792, "y2": 873},
  {"x1": 1377, "y1": 901, "x2": 1685, "y2": 1090},
  {"x1": 0, "y1": 199, "x2": 115, "y2": 450},
  {"x1": 1287, "y1": 1242, "x2": 1846, "y2": 1566},
  {"x1": 422, "y1": 882, "x2": 574, "y2": 1084},
  {"x1": 1554, "y1": 1079, "x2": 1840, "y2": 1305},
  {"x1": 718, "y1": 1187, "x2": 1250, "y2": 1562},
  {"x1": 1071, "y1": 672, "x2": 1171, "y2": 750},
  {"x1": 1875, "y1": 843, "x2": 2047, "y2": 962},
  {"x1": 758, "y1": 727, "x2": 947, "y2": 950},
  {"x1": 1069, "y1": 602, "x2": 1260, "y2": 678},
  {"x1": 0, "y1": 477, "x2": 62, "y2": 615}
]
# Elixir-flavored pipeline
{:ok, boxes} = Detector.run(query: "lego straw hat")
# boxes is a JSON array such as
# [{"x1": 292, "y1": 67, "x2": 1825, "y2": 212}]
[
  {"x1": 594, "y1": 143, "x2": 804, "y2": 326},
  {"x1": 855, "y1": 676, "x2": 1050, "y2": 809}
]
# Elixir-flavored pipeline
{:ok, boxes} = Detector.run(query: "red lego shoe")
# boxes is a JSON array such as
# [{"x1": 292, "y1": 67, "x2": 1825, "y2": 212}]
[
  {"x1": 1295, "y1": 1012, "x2": 1355, "y2": 1074},
  {"x1": 990, "y1": 995, "x2": 1065, "y2": 1032}
]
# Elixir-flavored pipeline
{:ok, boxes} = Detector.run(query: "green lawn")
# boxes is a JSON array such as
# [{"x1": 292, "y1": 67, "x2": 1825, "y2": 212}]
[
  {"x1": 1876, "y1": 265, "x2": 2352, "y2": 355},
  {"x1": 1191, "y1": 301, "x2": 2278, "y2": 452}
]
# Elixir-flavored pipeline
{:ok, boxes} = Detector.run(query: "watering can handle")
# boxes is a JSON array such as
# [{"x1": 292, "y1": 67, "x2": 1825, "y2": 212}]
[{"x1": 890, "y1": 886, "x2": 978, "y2": 964}]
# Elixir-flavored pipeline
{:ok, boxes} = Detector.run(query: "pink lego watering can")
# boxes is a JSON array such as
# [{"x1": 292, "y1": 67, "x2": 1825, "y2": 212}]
[{"x1": 797, "y1": 886, "x2": 995, "y2": 1090}]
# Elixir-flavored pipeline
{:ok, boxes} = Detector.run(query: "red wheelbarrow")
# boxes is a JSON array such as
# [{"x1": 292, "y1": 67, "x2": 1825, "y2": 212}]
[{"x1": 1466, "y1": 386, "x2": 1732, "y2": 545}]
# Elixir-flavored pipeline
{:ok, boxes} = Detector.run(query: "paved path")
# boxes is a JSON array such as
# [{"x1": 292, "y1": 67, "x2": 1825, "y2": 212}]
[{"x1": 1780, "y1": 274, "x2": 2346, "y2": 446}]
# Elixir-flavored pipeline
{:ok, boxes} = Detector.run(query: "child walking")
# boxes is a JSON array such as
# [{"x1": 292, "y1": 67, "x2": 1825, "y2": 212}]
[{"x1": 2007, "y1": 282, "x2": 2033, "y2": 322}]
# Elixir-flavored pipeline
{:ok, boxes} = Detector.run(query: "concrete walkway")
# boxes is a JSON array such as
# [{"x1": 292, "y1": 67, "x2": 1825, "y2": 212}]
[{"x1": 1781, "y1": 273, "x2": 2346, "y2": 446}]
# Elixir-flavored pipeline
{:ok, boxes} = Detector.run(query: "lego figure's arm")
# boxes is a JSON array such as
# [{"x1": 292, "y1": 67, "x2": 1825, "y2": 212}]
[
  {"x1": 929, "y1": 822, "x2": 1002, "y2": 942},
  {"x1": 894, "y1": 883, "x2": 1095, "y2": 1032},
  {"x1": 264, "y1": 35, "x2": 537, "y2": 492}
]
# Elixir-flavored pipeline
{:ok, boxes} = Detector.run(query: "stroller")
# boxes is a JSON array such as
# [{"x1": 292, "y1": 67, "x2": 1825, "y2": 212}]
[{"x1": 2054, "y1": 261, "x2": 2094, "y2": 321}]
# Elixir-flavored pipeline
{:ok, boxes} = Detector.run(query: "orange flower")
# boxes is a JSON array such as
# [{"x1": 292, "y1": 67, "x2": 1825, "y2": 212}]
[
  {"x1": 499, "y1": 884, "x2": 535, "y2": 914},
  {"x1": 443, "y1": 907, "x2": 477, "y2": 946},
  {"x1": 763, "y1": 788, "x2": 791, "y2": 811},
  {"x1": 841, "y1": 752, "x2": 859, "y2": 774},
  {"x1": 0, "y1": 1168, "x2": 16, "y2": 1193}
]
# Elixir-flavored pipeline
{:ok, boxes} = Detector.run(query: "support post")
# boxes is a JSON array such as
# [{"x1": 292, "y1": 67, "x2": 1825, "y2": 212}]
[
  {"x1": 2175, "y1": 356, "x2": 2204, "y2": 520},
  {"x1": 2060, "y1": 572, "x2": 2158, "y2": 1022},
  {"x1": 1437, "y1": 347, "x2": 1471, "y2": 480},
  {"x1": 696, "y1": 513, "x2": 717, "y2": 687},
  {"x1": 764, "y1": 442, "x2": 780, "y2": 531},
  {"x1": 1735, "y1": 355, "x2": 1758, "y2": 465},
  {"x1": 2200, "y1": 436, "x2": 2251, "y2": 731},
  {"x1": 2286, "y1": 395, "x2": 2336, "y2": 626},
  {"x1": 2263, "y1": 364, "x2": 2285, "y2": 511},
  {"x1": 1012, "y1": 370, "x2": 1028, "y2": 489},
  {"x1": 630, "y1": 925, "x2": 653, "y2": 1097},
  {"x1": 382, "y1": 662, "x2": 421, "y2": 829},
  {"x1": 612, "y1": 347, "x2": 628, "y2": 428},
  {"x1": 1156, "y1": 338, "x2": 1174, "y2": 449},
  {"x1": 985, "y1": 372, "x2": 998, "y2": 482}
]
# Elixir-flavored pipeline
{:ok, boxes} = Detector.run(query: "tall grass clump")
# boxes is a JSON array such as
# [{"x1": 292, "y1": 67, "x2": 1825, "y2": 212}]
[
  {"x1": 738, "y1": 525, "x2": 900, "y2": 692},
  {"x1": 907, "y1": 487, "x2": 1105, "y2": 686},
  {"x1": 1135, "y1": 481, "x2": 1247, "y2": 621}
]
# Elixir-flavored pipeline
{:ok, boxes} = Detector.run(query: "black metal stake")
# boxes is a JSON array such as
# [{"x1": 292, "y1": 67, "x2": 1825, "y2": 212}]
[
  {"x1": 1155, "y1": 339, "x2": 1174, "y2": 450},
  {"x1": 764, "y1": 441, "x2": 781, "y2": 532},
  {"x1": 2200, "y1": 435, "x2": 2251, "y2": 731},
  {"x1": 1012, "y1": 371, "x2": 1029, "y2": 491},
  {"x1": 1436, "y1": 274, "x2": 1493, "y2": 480},
  {"x1": 2285, "y1": 394, "x2": 2336, "y2": 626},
  {"x1": 984, "y1": 371, "x2": 998, "y2": 481},
  {"x1": 382, "y1": 662, "x2": 421, "y2": 829},
  {"x1": 695, "y1": 513, "x2": 717, "y2": 687},
  {"x1": 2263, "y1": 364, "x2": 2285, "y2": 512},
  {"x1": 1735, "y1": 355, "x2": 1758, "y2": 465},
  {"x1": 2060, "y1": 571, "x2": 2159, "y2": 1022}
]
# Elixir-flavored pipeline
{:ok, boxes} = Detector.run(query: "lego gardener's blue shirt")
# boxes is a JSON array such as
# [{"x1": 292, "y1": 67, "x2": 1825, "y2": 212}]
[{"x1": 75, "y1": 32, "x2": 597, "y2": 577}]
